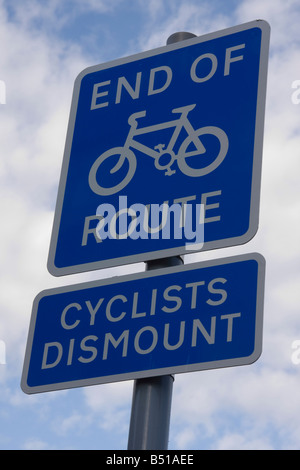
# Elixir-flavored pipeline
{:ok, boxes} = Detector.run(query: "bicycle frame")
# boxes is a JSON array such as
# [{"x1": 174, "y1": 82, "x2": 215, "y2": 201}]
[
  {"x1": 88, "y1": 102, "x2": 228, "y2": 195},
  {"x1": 123, "y1": 104, "x2": 205, "y2": 161}
]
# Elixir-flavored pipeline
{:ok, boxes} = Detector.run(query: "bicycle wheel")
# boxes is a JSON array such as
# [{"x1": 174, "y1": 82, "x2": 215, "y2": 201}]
[
  {"x1": 88, "y1": 147, "x2": 136, "y2": 196},
  {"x1": 178, "y1": 126, "x2": 229, "y2": 177}
]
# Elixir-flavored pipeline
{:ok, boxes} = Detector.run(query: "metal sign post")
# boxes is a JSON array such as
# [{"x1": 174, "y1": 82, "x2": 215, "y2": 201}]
[
  {"x1": 127, "y1": 256, "x2": 183, "y2": 450},
  {"x1": 127, "y1": 33, "x2": 195, "y2": 451}
]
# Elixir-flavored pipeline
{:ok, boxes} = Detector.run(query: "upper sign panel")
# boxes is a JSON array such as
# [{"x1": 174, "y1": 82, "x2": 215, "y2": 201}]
[{"x1": 48, "y1": 21, "x2": 270, "y2": 276}]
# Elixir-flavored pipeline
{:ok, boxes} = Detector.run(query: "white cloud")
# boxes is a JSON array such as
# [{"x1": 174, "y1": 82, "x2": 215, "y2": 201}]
[
  {"x1": 235, "y1": 0, "x2": 300, "y2": 48},
  {"x1": 272, "y1": 277, "x2": 300, "y2": 311},
  {"x1": 172, "y1": 427, "x2": 197, "y2": 449},
  {"x1": 171, "y1": 364, "x2": 300, "y2": 449},
  {"x1": 0, "y1": 2, "x2": 91, "y2": 379},
  {"x1": 83, "y1": 381, "x2": 132, "y2": 432},
  {"x1": 53, "y1": 411, "x2": 92, "y2": 437},
  {"x1": 215, "y1": 432, "x2": 273, "y2": 450},
  {"x1": 3, "y1": 0, "x2": 124, "y2": 32},
  {"x1": 134, "y1": 0, "x2": 231, "y2": 52},
  {"x1": 22, "y1": 438, "x2": 50, "y2": 450}
]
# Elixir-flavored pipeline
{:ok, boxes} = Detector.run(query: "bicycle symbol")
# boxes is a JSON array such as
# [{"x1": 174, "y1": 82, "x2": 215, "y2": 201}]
[{"x1": 88, "y1": 103, "x2": 229, "y2": 196}]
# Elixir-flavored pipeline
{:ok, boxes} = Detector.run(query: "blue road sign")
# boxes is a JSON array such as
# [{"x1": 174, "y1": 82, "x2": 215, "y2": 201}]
[
  {"x1": 22, "y1": 253, "x2": 265, "y2": 394},
  {"x1": 48, "y1": 21, "x2": 270, "y2": 276}
]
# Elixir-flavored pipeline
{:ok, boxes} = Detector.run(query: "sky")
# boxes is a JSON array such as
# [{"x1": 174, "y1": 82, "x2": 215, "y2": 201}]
[{"x1": 0, "y1": 0, "x2": 300, "y2": 450}]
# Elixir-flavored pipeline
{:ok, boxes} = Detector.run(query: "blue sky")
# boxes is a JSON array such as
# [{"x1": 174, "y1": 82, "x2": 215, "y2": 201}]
[{"x1": 1, "y1": 0, "x2": 300, "y2": 450}]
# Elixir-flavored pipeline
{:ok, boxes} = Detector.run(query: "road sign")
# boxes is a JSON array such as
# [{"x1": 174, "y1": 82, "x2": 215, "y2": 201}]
[
  {"x1": 48, "y1": 21, "x2": 270, "y2": 276},
  {"x1": 22, "y1": 253, "x2": 265, "y2": 394}
]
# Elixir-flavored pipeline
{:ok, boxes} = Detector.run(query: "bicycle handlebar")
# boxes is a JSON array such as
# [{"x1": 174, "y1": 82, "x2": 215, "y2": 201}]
[
  {"x1": 172, "y1": 104, "x2": 196, "y2": 115},
  {"x1": 128, "y1": 110, "x2": 147, "y2": 127}
]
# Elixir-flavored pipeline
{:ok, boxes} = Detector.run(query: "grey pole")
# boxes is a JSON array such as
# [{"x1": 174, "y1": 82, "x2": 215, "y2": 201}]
[
  {"x1": 127, "y1": 256, "x2": 183, "y2": 450},
  {"x1": 127, "y1": 375, "x2": 175, "y2": 450},
  {"x1": 127, "y1": 31, "x2": 197, "y2": 451}
]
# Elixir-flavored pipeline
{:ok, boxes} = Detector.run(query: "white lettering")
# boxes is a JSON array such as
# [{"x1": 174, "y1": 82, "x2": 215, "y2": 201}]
[
  {"x1": 90, "y1": 42, "x2": 248, "y2": 112},
  {"x1": 162, "y1": 285, "x2": 182, "y2": 313},
  {"x1": 90, "y1": 80, "x2": 111, "y2": 110},
  {"x1": 134, "y1": 326, "x2": 158, "y2": 354},
  {"x1": 173, "y1": 195, "x2": 197, "y2": 227},
  {"x1": 200, "y1": 190, "x2": 222, "y2": 223},
  {"x1": 106, "y1": 295, "x2": 127, "y2": 322},
  {"x1": 224, "y1": 44, "x2": 245, "y2": 76},
  {"x1": 78, "y1": 335, "x2": 98, "y2": 363},
  {"x1": 67, "y1": 338, "x2": 75, "y2": 365},
  {"x1": 148, "y1": 66, "x2": 172, "y2": 95},
  {"x1": 190, "y1": 53, "x2": 218, "y2": 83},
  {"x1": 42, "y1": 342, "x2": 63, "y2": 369},
  {"x1": 116, "y1": 72, "x2": 142, "y2": 104},
  {"x1": 221, "y1": 313, "x2": 241, "y2": 341},
  {"x1": 61, "y1": 303, "x2": 81, "y2": 330},
  {"x1": 131, "y1": 292, "x2": 146, "y2": 318},
  {"x1": 150, "y1": 289, "x2": 157, "y2": 316},
  {"x1": 103, "y1": 330, "x2": 129, "y2": 359},
  {"x1": 192, "y1": 317, "x2": 216, "y2": 345},
  {"x1": 207, "y1": 278, "x2": 227, "y2": 306},
  {"x1": 185, "y1": 280, "x2": 205, "y2": 309},
  {"x1": 163, "y1": 321, "x2": 185, "y2": 350},
  {"x1": 85, "y1": 298, "x2": 104, "y2": 325},
  {"x1": 82, "y1": 215, "x2": 103, "y2": 246}
]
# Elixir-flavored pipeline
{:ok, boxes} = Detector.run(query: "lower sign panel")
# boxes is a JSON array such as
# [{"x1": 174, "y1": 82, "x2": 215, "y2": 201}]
[{"x1": 21, "y1": 253, "x2": 265, "y2": 394}]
